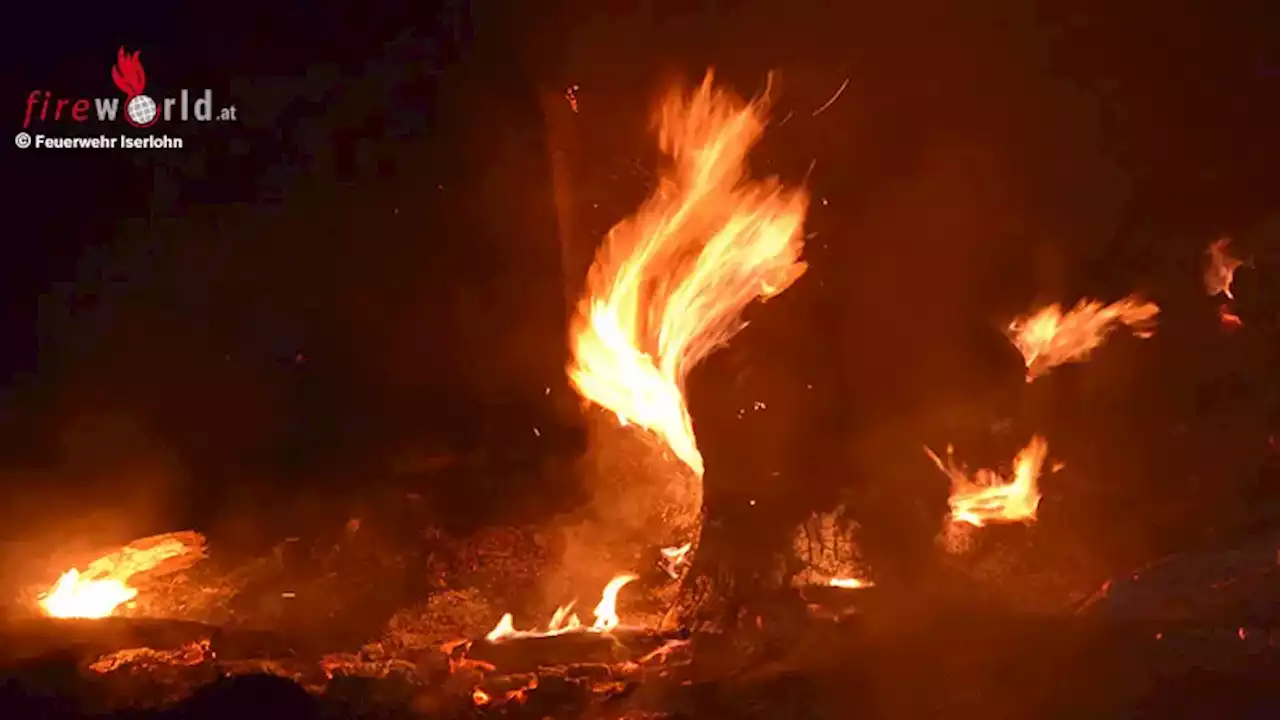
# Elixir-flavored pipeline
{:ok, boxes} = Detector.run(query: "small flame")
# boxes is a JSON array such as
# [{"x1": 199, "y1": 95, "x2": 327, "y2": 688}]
[
  {"x1": 485, "y1": 573, "x2": 638, "y2": 642},
  {"x1": 658, "y1": 542, "x2": 693, "y2": 578},
  {"x1": 1204, "y1": 238, "x2": 1243, "y2": 299},
  {"x1": 567, "y1": 71, "x2": 810, "y2": 475},
  {"x1": 1007, "y1": 296, "x2": 1160, "y2": 382},
  {"x1": 660, "y1": 543, "x2": 692, "y2": 561},
  {"x1": 828, "y1": 577, "x2": 873, "y2": 589},
  {"x1": 926, "y1": 436, "x2": 1051, "y2": 527},
  {"x1": 590, "y1": 574, "x2": 636, "y2": 631}
]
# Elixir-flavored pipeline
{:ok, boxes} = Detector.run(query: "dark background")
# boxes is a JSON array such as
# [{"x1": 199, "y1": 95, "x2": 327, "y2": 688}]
[{"x1": 3, "y1": 1, "x2": 1280, "y2": 589}]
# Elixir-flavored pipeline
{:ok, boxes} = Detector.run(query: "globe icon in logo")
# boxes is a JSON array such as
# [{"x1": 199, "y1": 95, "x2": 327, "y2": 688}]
[{"x1": 126, "y1": 95, "x2": 158, "y2": 126}]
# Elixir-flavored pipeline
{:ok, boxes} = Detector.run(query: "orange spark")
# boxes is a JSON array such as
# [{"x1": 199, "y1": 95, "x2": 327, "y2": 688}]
[
  {"x1": 1204, "y1": 238, "x2": 1243, "y2": 299},
  {"x1": 1007, "y1": 297, "x2": 1160, "y2": 382},
  {"x1": 811, "y1": 77, "x2": 850, "y2": 117},
  {"x1": 926, "y1": 436, "x2": 1050, "y2": 527},
  {"x1": 567, "y1": 71, "x2": 810, "y2": 475}
]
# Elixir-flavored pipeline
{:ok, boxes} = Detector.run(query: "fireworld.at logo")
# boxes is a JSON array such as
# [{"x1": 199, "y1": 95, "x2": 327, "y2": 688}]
[{"x1": 22, "y1": 47, "x2": 238, "y2": 129}]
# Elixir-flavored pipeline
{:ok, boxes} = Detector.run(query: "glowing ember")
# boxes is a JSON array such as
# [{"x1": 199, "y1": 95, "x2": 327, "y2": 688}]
[
  {"x1": 485, "y1": 573, "x2": 639, "y2": 642},
  {"x1": 1204, "y1": 238, "x2": 1243, "y2": 299},
  {"x1": 925, "y1": 436, "x2": 1051, "y2": 527},
  {"x1": 828, "y1": 577, "x2": 873, "y2": 589},
  {"x1": 37, "y1": 532, "x2": 205, "y2": 619},
  {"x1": 89, "y1": 639, "x2": 210, "y2": 674},
  {"x1": 567, "y1": 71, "x2": 810, "y2": 475},
  {"x1": 1218, "y1": 304, "x2": 1243, "y2": 331},
  {"x1": 1007, "y1": 297, "x2": 1160, "y2": 382}
]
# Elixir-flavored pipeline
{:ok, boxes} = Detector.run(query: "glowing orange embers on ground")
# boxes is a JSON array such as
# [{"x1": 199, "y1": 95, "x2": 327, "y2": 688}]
[
  {"x1": 567, "y1": 71, "x2": 810, "y2": 475},
  {"x1": 485, "y1": 574, "x2": 638, "y2": 642},
  {"x1": 38, "y1": 532, "x2": 204, "y2": 619},
  {"x1": 925, "y1": 437, "x2": 1051, "y2": 527},
  {"x1": 1006, "y1": 297, "x2": 1160, "y2": 382}
]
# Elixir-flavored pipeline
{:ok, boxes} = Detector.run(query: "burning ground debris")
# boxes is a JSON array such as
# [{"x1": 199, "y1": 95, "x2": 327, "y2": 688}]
[
  {"x1": 88, "y1": 639, "x2": 211, "y2": 674},
  {"x1": 925, "y1": 437, "x2": 1061, "y2": 559},
  {"x1": 485, "y1": 574, "x2": 637, "y2": 642},
  {"x1": 926, "y1": 437, "x2": 1050, "y2": 531}
]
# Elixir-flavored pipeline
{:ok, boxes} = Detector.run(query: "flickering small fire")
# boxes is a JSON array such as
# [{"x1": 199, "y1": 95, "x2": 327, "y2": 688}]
[
  {"x1": 1204, "y1": 238, "x2": 1243, "y2": 299},
  {"x1": 485, "y1": 573, "x2": 639, "y2": 642},
  {"x1": 1007, "y1": 297, "x2": 1160, "y2": 382},
  {"x1": 659, "y1": 542, "x2": 693, "y2": 578},
  {"x1": 37, "y1": 531, "x2": 206, "y2": 619},
  {"x1": 567, "y1": 71, "x2": 810, "y2": 476},
  {"x1": 828, "y1": 577, "x2": 873, "y2": 589},
  {"x1": 925, "y1": 436, "x2": 1051, "y2": 527}
]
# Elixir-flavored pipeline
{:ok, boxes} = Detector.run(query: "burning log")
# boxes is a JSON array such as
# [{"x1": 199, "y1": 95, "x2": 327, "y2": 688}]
[{"x1": 34, "y1": 531, "x2": 208, "y2": 620}]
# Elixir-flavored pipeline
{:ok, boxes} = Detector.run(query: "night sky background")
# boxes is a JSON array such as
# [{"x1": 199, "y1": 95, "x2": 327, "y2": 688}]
[{"x1": 4, "y1": 1, "x2": 1280, "y2": 589}]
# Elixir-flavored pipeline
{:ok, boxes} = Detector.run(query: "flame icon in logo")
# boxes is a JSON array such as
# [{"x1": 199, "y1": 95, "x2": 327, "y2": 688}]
[{"x1": 111, "y1": 47, "x2": 158, "y2": 128}]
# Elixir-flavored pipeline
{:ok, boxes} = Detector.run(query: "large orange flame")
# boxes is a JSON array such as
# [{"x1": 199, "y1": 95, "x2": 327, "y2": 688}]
[
  {"x1": 567, "y1": 71, "x2": 810, "y2": 475},
  {"x1": 925, "y1": 436, "x2": 1050, "y2": 527},
  {"x1": 1006, "y1": 297, "x2": 1159, "y2": 382}
]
